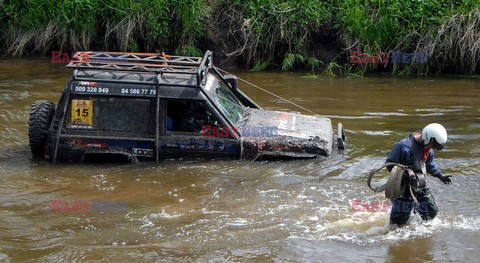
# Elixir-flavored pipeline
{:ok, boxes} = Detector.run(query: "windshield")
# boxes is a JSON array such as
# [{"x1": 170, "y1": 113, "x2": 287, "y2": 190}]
[{"x1": 208, "y1": 77, "x2": 245, "y2": 125}]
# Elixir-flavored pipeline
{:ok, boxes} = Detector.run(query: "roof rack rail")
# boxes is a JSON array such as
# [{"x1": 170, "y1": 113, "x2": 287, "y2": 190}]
[{"x1": 67, "y1": 50, "x2": 213, "y2": 86}]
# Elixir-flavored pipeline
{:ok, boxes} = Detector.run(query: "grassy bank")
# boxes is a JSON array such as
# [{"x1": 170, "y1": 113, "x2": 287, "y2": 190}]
[
  {"x1": 1, "y1": 0, "x2": 479, "y2": 75},
  {"x1": 0, "y1": 0, "x2": 206, "y2": 56}
]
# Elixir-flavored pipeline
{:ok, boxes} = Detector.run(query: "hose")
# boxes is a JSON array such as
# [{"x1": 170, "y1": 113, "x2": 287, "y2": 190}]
[{"x1": 367, "y1": 162, "x2": 409, "y2": 200}]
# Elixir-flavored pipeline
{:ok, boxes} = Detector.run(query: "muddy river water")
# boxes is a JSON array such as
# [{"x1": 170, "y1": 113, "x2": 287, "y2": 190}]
[{"x1": 0, "y1": 58, "x2": 479, "y2": 262}]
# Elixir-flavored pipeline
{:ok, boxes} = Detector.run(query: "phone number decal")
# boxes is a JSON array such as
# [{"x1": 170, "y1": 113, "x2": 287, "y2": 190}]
[
  {"x1": 74, "y1": 86, "x2": 109, "y2": 93},
  {"x1": 121, "y1": 88, "x2": 156, "y2": 95},
  {"x1": 72, "y1": 84, "x2": 156, "y2": 96}
]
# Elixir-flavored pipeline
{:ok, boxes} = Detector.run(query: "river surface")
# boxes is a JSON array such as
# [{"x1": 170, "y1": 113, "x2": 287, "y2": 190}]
[{"x1": 0, "y1": 58, "x2": 479, "y2": 262}]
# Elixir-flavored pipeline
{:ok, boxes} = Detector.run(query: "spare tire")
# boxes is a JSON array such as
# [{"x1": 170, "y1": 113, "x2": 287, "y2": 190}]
[{"x1": 28, "y1": 100, "x2": 55, "y2": 157}]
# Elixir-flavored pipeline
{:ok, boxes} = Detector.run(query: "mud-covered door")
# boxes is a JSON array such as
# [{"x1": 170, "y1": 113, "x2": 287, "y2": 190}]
[{"x1": 160, "y1": 99, "x2": 239, "y2": 159}]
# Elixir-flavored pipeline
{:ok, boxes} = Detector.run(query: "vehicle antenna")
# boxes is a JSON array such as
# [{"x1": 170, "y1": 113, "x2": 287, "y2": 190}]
[{"x1": 215, "y1": 67, "x2": 320, "y2": 116}]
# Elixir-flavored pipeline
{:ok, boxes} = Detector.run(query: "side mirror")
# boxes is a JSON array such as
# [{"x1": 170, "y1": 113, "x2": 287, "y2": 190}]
[{"x1": 224, "y1": 75, "x2": 238, "y2": 90}]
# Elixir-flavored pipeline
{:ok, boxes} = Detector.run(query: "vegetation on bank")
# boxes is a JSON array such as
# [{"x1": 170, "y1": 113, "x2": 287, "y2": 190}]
[
  {"x1": 0, "y1": 0, "x2": 206, "y2": 56},
  {"x1": 0, "y1": 0, "x2": 479, "y2": 75}
]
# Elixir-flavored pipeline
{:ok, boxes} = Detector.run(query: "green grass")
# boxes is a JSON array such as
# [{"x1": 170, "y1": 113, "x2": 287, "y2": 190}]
[
  {"x1": 281, "y1": 53, "x2": 305, "y2": 71},
  {"x1": 250, "y1": 61, "x2": 270, "y2": 72},
  {"x1": 175, "y1": 44, "x2": 203, "y2": 57},
  {"x1": 0, "y1": 0, "x2": 479, "y2": 75},
  {"x1": 0, "y1": 0, "x2": 206, "y2": 55},
  {"x1": 301, "y1": 74, "x2": 320, "y2": 79},
  {"x1": 321, "y1": 62, "x2": 341, "y2": 77}
]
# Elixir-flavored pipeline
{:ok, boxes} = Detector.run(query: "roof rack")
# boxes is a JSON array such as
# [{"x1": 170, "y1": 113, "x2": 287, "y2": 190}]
[{"x1": 66, "y1": 50, "x2": 213, "y2": 86}]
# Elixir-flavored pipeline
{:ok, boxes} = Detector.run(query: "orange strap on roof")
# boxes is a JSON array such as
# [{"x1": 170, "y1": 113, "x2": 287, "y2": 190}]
[
  {"x1": 72, "y1": 51, "x2": 91, "y2": 63},
  {"x1": 160, "y1": 52, "x2": 171, "y2": 66}
]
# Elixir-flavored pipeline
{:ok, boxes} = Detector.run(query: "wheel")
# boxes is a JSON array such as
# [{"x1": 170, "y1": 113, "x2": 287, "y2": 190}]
[{"x1": 28, "y1": 100, "x2": 55, "y2": 157}]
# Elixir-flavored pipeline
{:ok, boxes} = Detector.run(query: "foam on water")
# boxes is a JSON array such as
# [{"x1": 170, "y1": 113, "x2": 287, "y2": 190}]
[
  {"x1": 150, "y1": 209, "x2": 183, "y2": 219},
  {"x1": 291, "y1": 207, "x2": 480, "y2": 246}
]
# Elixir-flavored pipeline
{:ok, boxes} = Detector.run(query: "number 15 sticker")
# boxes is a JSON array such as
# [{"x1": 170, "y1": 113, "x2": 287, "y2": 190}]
[{"x1": 71, "y1": 99, "x2": 93, "y2": 128}]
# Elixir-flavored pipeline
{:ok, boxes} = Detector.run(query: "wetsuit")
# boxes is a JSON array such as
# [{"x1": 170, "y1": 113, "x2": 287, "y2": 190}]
[{"x1": 386, "y1": 134, "x2": 441, "y2": 225}]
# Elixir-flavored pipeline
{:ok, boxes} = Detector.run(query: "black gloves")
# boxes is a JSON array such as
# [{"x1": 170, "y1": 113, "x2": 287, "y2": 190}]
[{"x1": 438, "y1": 174, "x2": 452, "y2": 184}]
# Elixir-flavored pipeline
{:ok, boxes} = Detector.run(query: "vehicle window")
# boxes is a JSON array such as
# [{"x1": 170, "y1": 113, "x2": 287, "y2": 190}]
[
  {"x1": 214, "y1": 83, "x2": 244, "y2": 124},
  {"x1": 67, "y1": 97, "x2": 154, "y2": 134},
  {"x1": 166, "y1": 100, "x2": 221, "y2": 133}
]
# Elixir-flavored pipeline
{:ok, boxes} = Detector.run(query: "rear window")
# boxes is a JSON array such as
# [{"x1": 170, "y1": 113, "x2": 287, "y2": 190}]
[{"x1": 67, "y1": 97, "x2": 154, "y2": 134}]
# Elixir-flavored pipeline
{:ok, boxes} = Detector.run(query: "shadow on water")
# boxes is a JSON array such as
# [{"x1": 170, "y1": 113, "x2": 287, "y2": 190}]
[{"x1": 0, "y1": 58, "x2": 479, "y2": 261}]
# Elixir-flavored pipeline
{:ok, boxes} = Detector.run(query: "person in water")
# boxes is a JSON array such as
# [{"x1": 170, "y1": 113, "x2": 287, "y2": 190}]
[{"x1": 386, "y1": 123, "x2": 452, "y2": 225}]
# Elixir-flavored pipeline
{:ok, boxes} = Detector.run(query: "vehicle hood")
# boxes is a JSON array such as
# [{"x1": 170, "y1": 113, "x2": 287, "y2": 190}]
[{"x1": 238, "y1": 108, "x2": 333, "y2": 159}]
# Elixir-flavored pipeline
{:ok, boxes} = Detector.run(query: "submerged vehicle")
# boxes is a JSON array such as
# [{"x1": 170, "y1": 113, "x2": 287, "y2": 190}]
[{"x1": 28, "y1": 51, "x2": 345, "y2": 163}]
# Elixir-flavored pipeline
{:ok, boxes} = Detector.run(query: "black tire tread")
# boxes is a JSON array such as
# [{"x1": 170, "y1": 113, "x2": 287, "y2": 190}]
[{"x1": 28, "y1": 100, "x2": 55, "y2": 157}]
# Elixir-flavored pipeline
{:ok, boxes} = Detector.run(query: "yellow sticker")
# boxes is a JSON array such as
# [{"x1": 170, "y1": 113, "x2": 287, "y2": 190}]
[{"x1": 71, "y1": 99, "x2": 93, "y2": 128}]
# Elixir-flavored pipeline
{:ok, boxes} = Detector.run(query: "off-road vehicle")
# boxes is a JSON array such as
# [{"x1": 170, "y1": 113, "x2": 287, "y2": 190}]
[{"x1": 28, "y1": 51, "x2": 345, "y2": 163}]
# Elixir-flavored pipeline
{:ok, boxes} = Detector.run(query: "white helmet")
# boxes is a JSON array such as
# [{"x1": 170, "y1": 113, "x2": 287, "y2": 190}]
[{"x1": 422, "y1": 123, "x2": 447, "y2": 150}]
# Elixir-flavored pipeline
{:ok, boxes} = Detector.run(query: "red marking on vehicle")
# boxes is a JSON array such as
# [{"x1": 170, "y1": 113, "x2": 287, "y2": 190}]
[
  {"x1": 76, "y1": 100, "x2": 88, "y2": 109},
  {"x1": 251, "y1": 139, "x2": 266, "y2": 152},
  {"x1": 79, "y1": 81, "x2": 96, "y2": 86},
  {"x1": 278, "y1": 113, "x2": 289, "y2": 120},
  {"x1": 81, "y1": 142, "x2": 106, "y2": 148},
  {"x1": 271, "y1": 144, "x2": 286, "y2": 151}
]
